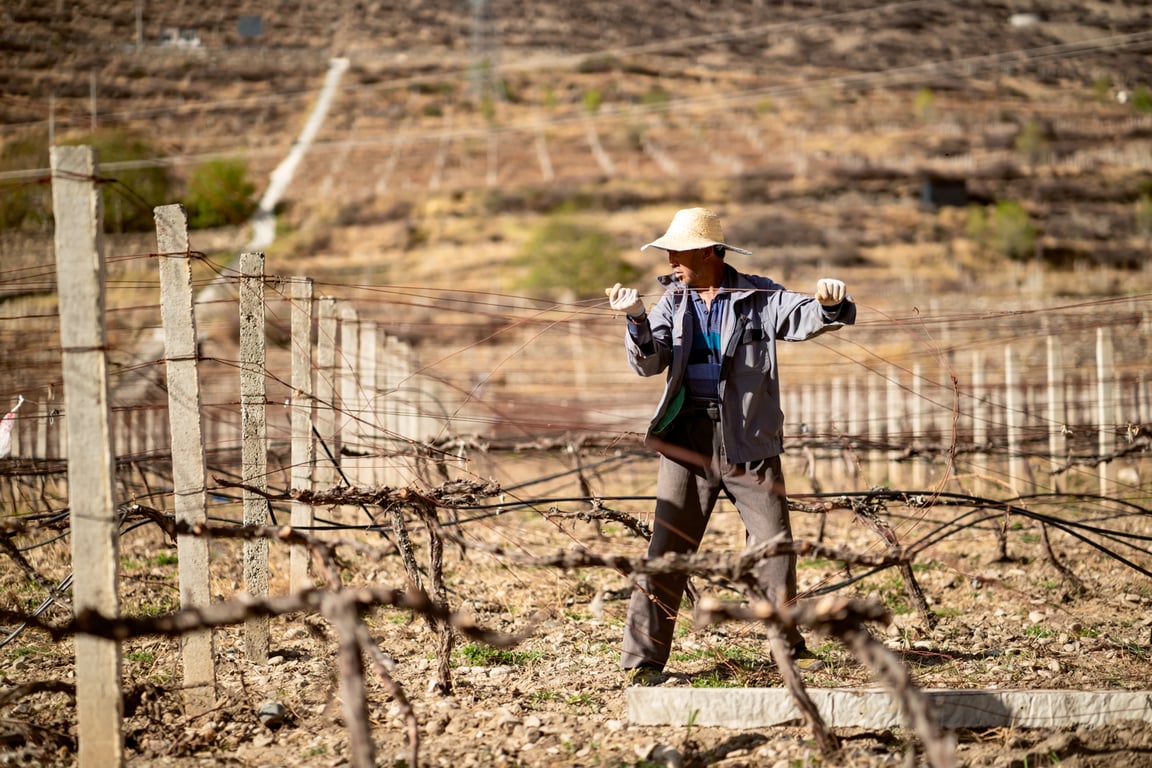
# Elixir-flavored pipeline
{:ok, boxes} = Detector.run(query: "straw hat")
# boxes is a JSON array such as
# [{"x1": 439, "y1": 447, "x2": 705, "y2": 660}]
[{"x1": 640, "y1": 207, "x2": 751, "y2": 255}]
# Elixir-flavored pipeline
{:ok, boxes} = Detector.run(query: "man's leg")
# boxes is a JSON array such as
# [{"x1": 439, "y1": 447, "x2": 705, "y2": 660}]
[
  {"x1": 621, "y1": 416, "x2": 720, "y2": 671},
  {"x1": 723, "y1": 455, "x2": 805, "y2": 649}
]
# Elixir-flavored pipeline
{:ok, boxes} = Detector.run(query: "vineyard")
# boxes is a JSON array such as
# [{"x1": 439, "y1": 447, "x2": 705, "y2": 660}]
[{"x1": 2, "y1": 1, "x2": 1152, "y2": 767}]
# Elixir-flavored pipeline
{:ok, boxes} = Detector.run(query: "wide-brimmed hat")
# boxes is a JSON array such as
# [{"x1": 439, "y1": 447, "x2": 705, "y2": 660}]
[{"x1": 640, "y1": 207, "x2": 751, "y2": 255}]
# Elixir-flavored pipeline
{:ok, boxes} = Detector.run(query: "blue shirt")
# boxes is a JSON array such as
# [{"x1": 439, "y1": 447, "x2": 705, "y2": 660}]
[{"x1": 683, "y1": 288, "x2": 726, "y2": 402}]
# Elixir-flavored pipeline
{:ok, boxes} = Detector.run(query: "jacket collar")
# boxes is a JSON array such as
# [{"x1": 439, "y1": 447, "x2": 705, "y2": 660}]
[{"x1": 656, "y1": 264, "x2": 757, "y2": 298}]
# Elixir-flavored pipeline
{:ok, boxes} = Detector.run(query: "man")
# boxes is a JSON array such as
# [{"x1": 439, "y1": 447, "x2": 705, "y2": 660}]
[{"x1": 605, "y1": 207, "x2": 855, "y2": 684}]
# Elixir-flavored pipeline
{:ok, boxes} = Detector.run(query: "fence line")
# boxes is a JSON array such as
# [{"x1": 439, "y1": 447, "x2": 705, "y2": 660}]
[{"x1": 6, "y1": 331, "x2": 1148, "y2": 500}]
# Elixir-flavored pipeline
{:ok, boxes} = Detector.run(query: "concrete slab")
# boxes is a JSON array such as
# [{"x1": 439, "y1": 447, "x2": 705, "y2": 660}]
[{"x1": 627, "y1": 687, "x2": 1152, "y2": 730}]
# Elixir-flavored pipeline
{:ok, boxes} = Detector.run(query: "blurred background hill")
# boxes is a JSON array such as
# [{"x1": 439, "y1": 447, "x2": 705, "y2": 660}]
[{"x1": 2, "y1": 0, "x2": 1151, "y2": 442}]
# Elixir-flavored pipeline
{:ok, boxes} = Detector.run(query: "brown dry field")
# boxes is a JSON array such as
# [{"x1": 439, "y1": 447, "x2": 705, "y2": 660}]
[
  {"x1": 2, "y1": 448, "x2": 1151, "y2": 767},
  {"x1": 3, "y1": 1, "x2": 1152, "y2": 766}
]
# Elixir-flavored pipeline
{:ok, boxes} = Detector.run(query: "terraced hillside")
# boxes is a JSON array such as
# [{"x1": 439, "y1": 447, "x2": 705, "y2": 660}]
[{"x1": 2, "y1": 0, "x2": 1152, "y2": 439}]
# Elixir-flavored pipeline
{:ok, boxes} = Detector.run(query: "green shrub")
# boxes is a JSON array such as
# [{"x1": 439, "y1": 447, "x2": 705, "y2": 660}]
[
  {"x1": 1, "y1": 129, "x2": 173, "y2": 233},
  {"x1": 1131, "y1": 85, "x2": 1152, "y2": 114},
  {"x1": 582, "y1": 88, "x2": 603, "y2": 114},
  {"x1": 184, "y1": 157, "x2": 258, "y2": 229},
  {"x1": 640, "y1": 85, "x2": 670, "y2": 109},
  {"x1": 68, "y1": 128, "x2": 173, "y2": 233},
  {"x1": 1137, "y1": 192, "x2": 1152, "y2": 244},
  {"x1": 1091, "y1": 75, "x2": 1113, "y2": 103},
  {"x1": 990, "y1": 200, "x2": 1038, "y2": 260},
  {"x1": 966, "y1": 200, "x2": 1038, "y2": 261},
  {"x1": 0, "y1": 133, "x2": 52, "y2": 231},
  {"x1": 1014, "y1": 118, "x2": 1051, "y2": 168},
  {"x1": 514, "y1": 218, "x2": 638, "y2": 300}
]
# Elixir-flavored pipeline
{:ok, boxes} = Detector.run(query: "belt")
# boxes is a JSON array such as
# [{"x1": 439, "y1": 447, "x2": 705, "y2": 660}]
[{"x1": 682, "y1": 399, "x2": 720, "y2": 421}]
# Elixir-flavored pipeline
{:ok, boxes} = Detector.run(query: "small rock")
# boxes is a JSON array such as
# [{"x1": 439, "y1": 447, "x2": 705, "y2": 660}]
[
  {"x1": 651, "y1": 744, "x2": 684, "y2": 768},
  {"x1": 426, "y1": 716, "x2": 449, "y2": 737},
  {"x1": 1027, "y1": 611, "x2": 1045, "y2": 623},
  {"x1": 494, "y1": 712, "x2": 521, "y2": 734},
  {"x1": 256, "y1": 701, "x2": 287, "y2": 729}
]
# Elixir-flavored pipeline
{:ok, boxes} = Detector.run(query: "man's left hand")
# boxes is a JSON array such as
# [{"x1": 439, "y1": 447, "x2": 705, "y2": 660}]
[{"x1": 815, "y1": 278, "x2": 847, "y2": 306}]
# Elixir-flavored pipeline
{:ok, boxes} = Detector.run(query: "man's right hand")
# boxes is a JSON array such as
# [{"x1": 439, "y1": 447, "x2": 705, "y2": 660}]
[{"x1": 606, "y1": 283, "x2": 646, "y2": 318}]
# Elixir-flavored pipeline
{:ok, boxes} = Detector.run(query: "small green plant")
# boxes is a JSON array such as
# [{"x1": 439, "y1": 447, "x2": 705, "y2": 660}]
[
  {"x1": 914, "y1": 87, "x2": 937, "y2": 121},
  {"x1": 582, "y1": 88, "x2": 603, "y2": 114},
  {"x1": 1118, "y1": 640, "x2": 1148, "y2": 660},
  {"x1": 528, "y1": 690, "x2": 559, "y2": 703},
  {"x1": 458, "y1": 643, "x2": 542, "y2": 667},
  {"x1": 564, "y1": 692, "x2": 598, "y2": 711},
  {"x1": 10, "y1": 645, "x2": 47, "y2": 658},
  {"x1": 127, "y1": 650, "x2": 155, "y2": 664},
  {"x1": 689, "y1": 670, "x2": 742, "y2": 688},
  {"x1": 136, "y1": 598, "x2": 179, "y2": 616},
  {"x1": 1023, "y1": 625, "x2": 1055, "y2": 638},
  {"x1": 154, "y1": 551, "x2": 178, "y2": 566},
  {"x1": 877, "y1": 574, "x2": 913, "y2": 615}
]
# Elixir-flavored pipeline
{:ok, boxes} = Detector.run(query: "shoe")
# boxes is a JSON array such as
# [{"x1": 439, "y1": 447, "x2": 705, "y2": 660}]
[
  {"x1": 625, "y1": 665, "x2": 669, "y2": 687},
  {"x1": 792, "y1": 646, "x2": 825, "y2": 672}
]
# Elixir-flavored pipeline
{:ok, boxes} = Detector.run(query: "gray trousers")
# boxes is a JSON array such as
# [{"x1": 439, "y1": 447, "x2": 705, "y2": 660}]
[{"x1": 621, "y1": 410, "x2": 803, "y2": 670}]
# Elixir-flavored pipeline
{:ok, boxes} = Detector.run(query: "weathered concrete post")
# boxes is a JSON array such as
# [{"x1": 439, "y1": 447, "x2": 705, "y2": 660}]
[
  {"x1": 314, "y1": 297, "x2": 339, "y2": 489},
  {"x1": 1046, "y1": 336, "x2": 1065, "y2": 493},
  {"x1": 154, "y1": 203, "x2": 216, "y2": 713},
  {"x1": 1005, "y1": 346, "x2": 1023, "y2": 496},
  {"x1": 51, "y1": 144, "x2": 124, "y2": 768},
  {"x1": 338, "y1": 305, "x2": 361, "y2": 487},
  {"x1": 239, "y1": 251, "x2": 269, "y2": 663},
  {"x1": 290, "y1": 278, "x2": 315, "y2": 591},
  {"x1": 359, "y1": 320, "x2": 379, "y2": 485},
  {"x1": 1096, "y1": 327, "x2": 1115, "y2": 497}
]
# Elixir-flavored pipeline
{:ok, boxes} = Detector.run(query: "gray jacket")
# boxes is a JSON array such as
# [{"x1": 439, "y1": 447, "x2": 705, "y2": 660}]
[{"x1": 625, "y1": 266, "x2": 856, "y2": 464}]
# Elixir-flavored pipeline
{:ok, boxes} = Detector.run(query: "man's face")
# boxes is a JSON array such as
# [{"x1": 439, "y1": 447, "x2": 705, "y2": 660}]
[{"x1": 667, "y1": 247, "x2": 714, "y2": 288}]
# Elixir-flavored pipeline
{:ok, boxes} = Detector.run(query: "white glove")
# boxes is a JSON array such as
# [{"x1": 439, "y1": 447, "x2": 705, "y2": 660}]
[
  {"x1": 605, "y1": 283, "x2": 646, "y2": 318},
  {"x1": 814, "y1": 278, "x2": 847, "y2": 306}
]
